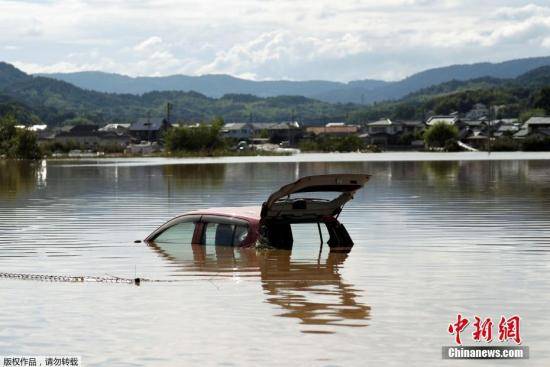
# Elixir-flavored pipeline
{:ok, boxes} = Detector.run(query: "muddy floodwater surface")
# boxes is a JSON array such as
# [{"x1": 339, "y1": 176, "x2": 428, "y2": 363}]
[{"x1": 1, "y1": 153, "x2": 550, "y2": 366}]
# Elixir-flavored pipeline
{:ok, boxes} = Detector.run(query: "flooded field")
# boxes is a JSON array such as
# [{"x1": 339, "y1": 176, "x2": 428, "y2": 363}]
[{"x1": 1, "y1": 154, "x2": 550, "y2": 366}]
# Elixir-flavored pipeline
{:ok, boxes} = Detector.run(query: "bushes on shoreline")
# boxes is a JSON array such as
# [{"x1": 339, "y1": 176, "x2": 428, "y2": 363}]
[
  {"x1": 299, "y1": 135, "x2": 367, "y2": 152},
  {"x1": 490, "y1": 137, "x2": 519, "y2": 151},
  {"x1": 0, "y1": 115, "x2": 41, "y2": 159},
  {"x1": 488, "y1": 136, "x2": 550, "y2": 151},
  {"x1": 424, "y1": 122, "x2": 459, "y2": 149},
  {"x1": 164, "y1": 119, "x2": 226, "y2": 153},
  {"x1": 40, "y1": 140, "x2": 126, "y2": 155},
  {"x1": 521, "y1": 136, "x2": 550, "y2": 151}
]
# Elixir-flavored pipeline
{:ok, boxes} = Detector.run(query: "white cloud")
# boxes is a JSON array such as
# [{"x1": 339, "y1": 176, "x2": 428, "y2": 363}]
[
  {"x1": 494, "y1": 4, "x2": 550, "y2": 20},
  {"x1": 20, "y1": 17, "x2": 43, "y2": 37},
  {"x1": 483, "y1": 16, "x2": 550, "y2": 47},
  {"x1": 133, "y1": 36, "x2": 163, "y2": 52},
  {"x1": 12, "y1": 58, "x2": 119, "y2": 74},
  {"x1": 197, "y1": 30, "x2": 372, "y2": 78},
  {"x1": 409, "y1": 5, "x2": 550, "y2": 49},
  {"x1": 1, "y1": 0, "x2": 550, "y2": 81}
]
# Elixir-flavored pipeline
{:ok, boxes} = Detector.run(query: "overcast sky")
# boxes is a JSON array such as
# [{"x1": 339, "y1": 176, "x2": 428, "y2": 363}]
[{"x1": 1, "y1": 0, "x2": 550, "y2": 81}]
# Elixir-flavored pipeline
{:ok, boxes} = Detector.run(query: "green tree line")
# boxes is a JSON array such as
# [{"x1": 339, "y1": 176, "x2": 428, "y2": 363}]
[{"x1": 0, "y1": 115, "x2": 41, "y2": 159}]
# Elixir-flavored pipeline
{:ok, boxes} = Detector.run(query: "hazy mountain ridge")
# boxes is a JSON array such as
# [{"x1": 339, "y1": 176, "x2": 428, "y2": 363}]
[
  {"x1": 38, "y1": 56, "x2": 550, "y2": 104},
  {"x1": 348, "y1": 65, "x2": 550, "y2": 123},
  {"x1": 402, "y1": 65, "x2": 550, "y2": 101},
  {"x1": 38, "y1": 70, "x2": 388, "y2": 99},
  {"x1": 0, "y1": 62, "x2": 356, "y2": 125},
  {"x1": 2, "y1": 60, "x2": 550, "y2": 126}
]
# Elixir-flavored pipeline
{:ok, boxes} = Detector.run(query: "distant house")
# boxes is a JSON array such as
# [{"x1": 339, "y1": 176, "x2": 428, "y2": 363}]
[
  {"x1": 524, "y1": 117, "x2": 550, "y2": 136},
  {"x1": 252, "y1": 121, "x2": 303, "y2": 144},
  {"x1": 129, "y1": 117, "x2": 171, "y2": 142},
  {"x1": 465, "y1": 103, "x2": 489, "y2": 120},
  {"x1": 126, "y1": 141, "x2": 160, "y2": 155},
  {"x1": 493, "y1": 119, "x2": 520, "y2": 138},
  {"x1": 367, "y1": 119, "x2": 401, "y2": 134},
  {"x1": 513, "y1": 117, "x2": 550, "y2": 139},
  {"x1": 463, "y1": 119, "x2": 487, "y2": 129},
  {"x1": 54, "y1": 124, "x2": 131, "y2": 147},
  {"x1": 364, "y1": 119, "x2": 403, "y2": 146},
  {"x1": 426, "y1": 115, "x2": 458, "y2": 126},
  {"x1": 464, "y1": 129, "x2": 489, "y2": 149},
  {"x1": 513, "y1": 127, "x2": 530, "y2": 139},
  {"x1": 326, "y1": 122, "x2": 344, "y2": 127},
  {"x1": 305, "y1": 122, "x2": 360, "y2": 136},
  {"x1": 399, "y1": 120, "x2": 424, "y2": 134},
  {"x1": 496, "y1": 118, "x2": 519, "y2": 125},
  {"x1": 99, "y1": 123, "x2": 131, "y2": 132},
  {"x1": 222, "y1": 123, "x2": 254, "y2": 140}
]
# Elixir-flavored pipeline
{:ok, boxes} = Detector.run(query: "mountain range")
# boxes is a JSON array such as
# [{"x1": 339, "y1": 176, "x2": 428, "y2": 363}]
[
  {"x1": 40, "y1": 56, "x2": 550, "y2": 104},
  {"x1": 0, "y1": 62, "x2": 355, "y2": 125},
  {"x1": 1, "y1": 56, "x2": 550, "y2": 126}
]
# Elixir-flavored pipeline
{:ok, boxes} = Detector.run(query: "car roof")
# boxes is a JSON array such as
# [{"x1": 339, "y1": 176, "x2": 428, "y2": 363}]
[{"x1": 185, "y1": 206, "x2": 261, "y2": 222}]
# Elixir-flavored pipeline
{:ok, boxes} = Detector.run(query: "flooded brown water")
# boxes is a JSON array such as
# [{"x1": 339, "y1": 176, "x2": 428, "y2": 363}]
[{"x1": 1, "y1": 154, "x2": 550, "y2": 366}]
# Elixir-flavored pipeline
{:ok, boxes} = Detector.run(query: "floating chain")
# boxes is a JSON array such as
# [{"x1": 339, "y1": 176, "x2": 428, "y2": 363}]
[{"x1": 0, "y1": 272, "x2": 170, "y2": 285}]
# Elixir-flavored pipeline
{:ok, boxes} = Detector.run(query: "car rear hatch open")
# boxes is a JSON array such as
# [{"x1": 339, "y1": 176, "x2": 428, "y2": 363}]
[{"x1": 260, "y1": 174, "x2": 370, "y2": 222}]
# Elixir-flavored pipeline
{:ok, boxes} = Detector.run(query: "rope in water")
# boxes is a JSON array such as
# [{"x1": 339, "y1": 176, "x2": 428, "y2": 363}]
[{"x1": 0, "y1": 272, "x2": 172, "y2": 285}]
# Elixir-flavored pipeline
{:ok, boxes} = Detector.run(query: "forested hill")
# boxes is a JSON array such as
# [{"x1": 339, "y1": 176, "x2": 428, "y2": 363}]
[
  {"x1": 0, "y1": 62, "x2": 356, "y2": 126},
  {"x1": 400, "y1": 64, "x2": 550, "y2": 100},
  {"x1": 347, "y1": 65, "x2": 550, "y2": 123},
  {"x1": 39, "y1": 70, "x2": 389, "y2": 100},
  {"x1": 40, "y1": 56, "x2": 550, "y2": 104},
  {"x1": 2, "y1": 61, "x2": 550, "y2": 127}
]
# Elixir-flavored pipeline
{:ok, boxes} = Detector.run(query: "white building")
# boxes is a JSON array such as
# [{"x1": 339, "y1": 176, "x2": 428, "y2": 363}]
[
  {"x1": 221, "y1": 123, "x2": 254, "y2": 140},
  {"x1": 426, "y1": 116, "x2": 458, "y2": 126},
  {"x1": 366, "y1": 119, "x2": 402, "y2": 135}
]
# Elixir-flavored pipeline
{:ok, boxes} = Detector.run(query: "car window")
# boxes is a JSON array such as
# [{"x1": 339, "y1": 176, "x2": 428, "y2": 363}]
[
  {"x1": 233, "y1": 225, "x2": 248, "y2": 246},
  {"x1": 154, "y1": 221, "x2": 196, "y2": 244},
  {"x1": 202, "y1": 222, "x2": 249, "y2": 246}
]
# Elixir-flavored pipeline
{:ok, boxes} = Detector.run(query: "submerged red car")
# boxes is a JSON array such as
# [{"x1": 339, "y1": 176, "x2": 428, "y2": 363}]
[{"x1": 145, "y1": 174, "x2": 370, "y2": 252}]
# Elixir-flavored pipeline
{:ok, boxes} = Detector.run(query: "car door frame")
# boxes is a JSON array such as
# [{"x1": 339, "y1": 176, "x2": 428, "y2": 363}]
[
  {"x1": 145, "y1": 214, "x2": 202, "y2": 243},
  {"x1": 197, "y1": 215, "x2": 252, "y2": 246}
]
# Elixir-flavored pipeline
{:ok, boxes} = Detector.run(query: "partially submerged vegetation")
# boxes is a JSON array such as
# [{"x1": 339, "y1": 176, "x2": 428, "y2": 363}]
[
  {"x1": 164, "y1": 118, "x2": 225, "y2": 154},
  {"x1": 423, "y1": 122, "x2": 459, "y2": 150},
  {"x1": 0, "y1": 115, "x2": 40, "y2": 159},
  {"x1": 521, "y1": 136, "x2": 550, "y2": 151},
  {"x1": 298, "y1": 135, "x2": 378, "y2": 152},
  {"x1": 162, "y1": 118, "x2": 291, "y2": 156},
  {"x1": 164, "y1": 149, "x2": 292, "y2": 158}
]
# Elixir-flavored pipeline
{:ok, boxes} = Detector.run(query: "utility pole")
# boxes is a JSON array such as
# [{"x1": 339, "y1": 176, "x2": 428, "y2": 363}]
[
  {"x1": 166, "y1": 102, "x2": 173, "y2": 123},
  {"x1": 487, "y1": 103, "x2": 493, "y2": 154},
  {"x1": 147, "y1": 111, "x2": 151, "y2": 143}
]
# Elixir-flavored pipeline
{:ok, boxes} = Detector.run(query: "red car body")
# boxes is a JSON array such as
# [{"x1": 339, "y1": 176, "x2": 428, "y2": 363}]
[{"x1": 145, "y1": 174, "x2": 369, "y2": 251}]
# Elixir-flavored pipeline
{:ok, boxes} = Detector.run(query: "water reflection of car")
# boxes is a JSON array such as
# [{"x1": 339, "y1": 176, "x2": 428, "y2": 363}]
[
  {"x1": 146, "y1": 242, "x2": 371, "y2": 331},
  {"x1": 145, "y1": 174, "x2": 370, "y2": 252}
]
